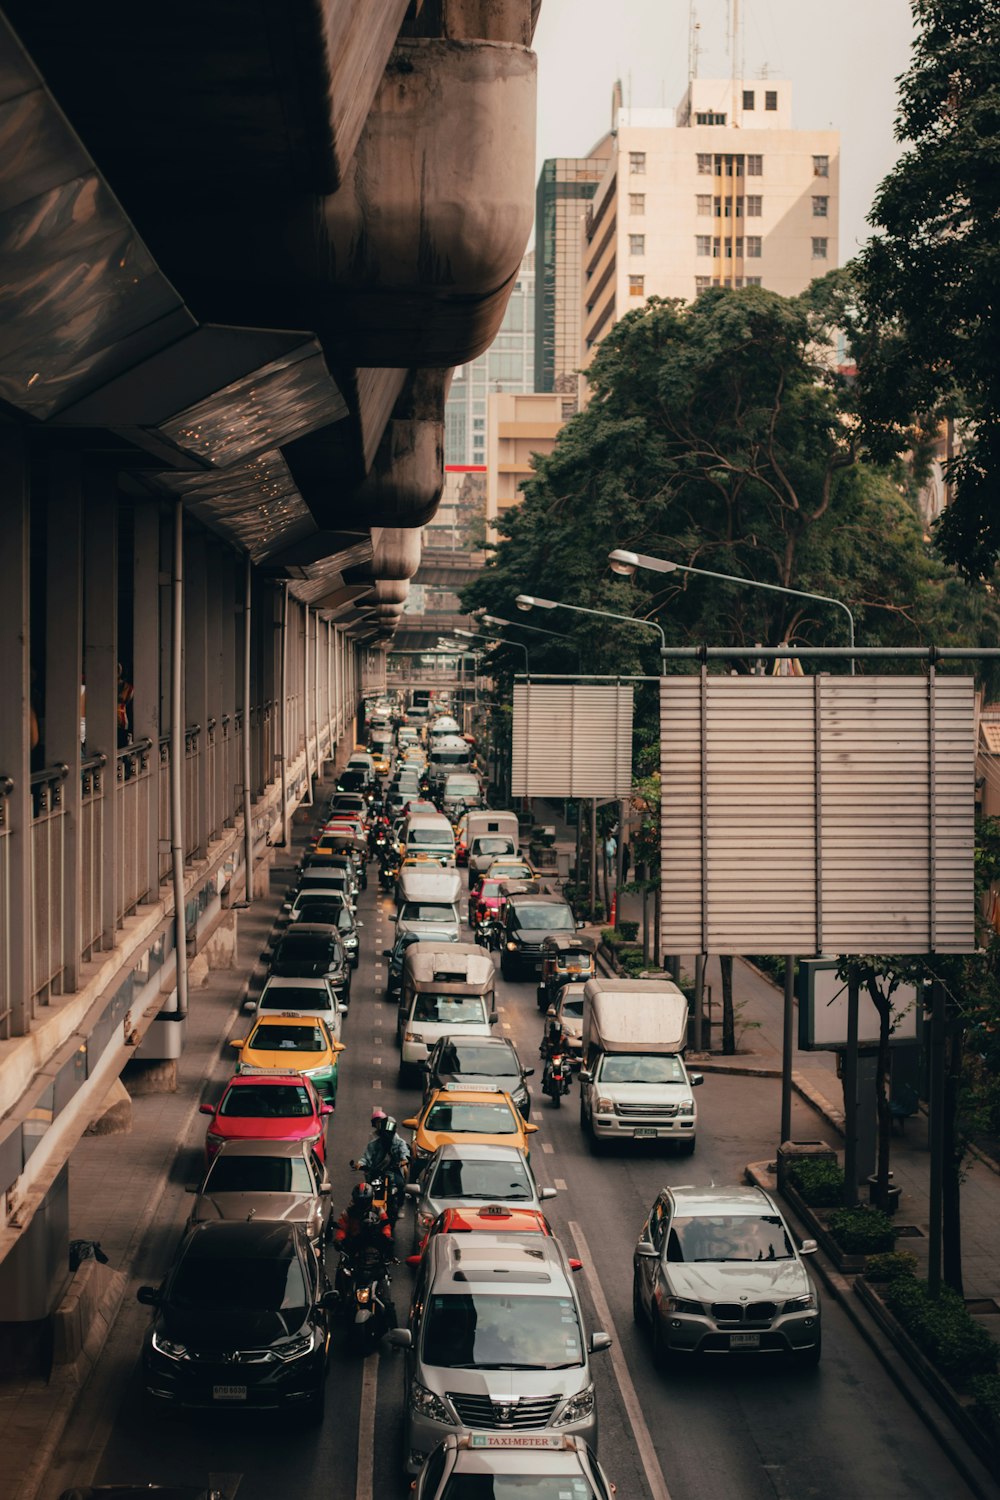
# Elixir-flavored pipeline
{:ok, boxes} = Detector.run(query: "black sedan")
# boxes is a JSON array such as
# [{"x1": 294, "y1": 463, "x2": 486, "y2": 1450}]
[
  {"x1": 421, "y1": 1035, "x2": 534, "y2": 1119},
  {"x1": 267, "y1": 925, "x2": 351, "y2": 1004},
  {"x1": 137, "y1": 1221, "x2": 333, "y2": 1422}
]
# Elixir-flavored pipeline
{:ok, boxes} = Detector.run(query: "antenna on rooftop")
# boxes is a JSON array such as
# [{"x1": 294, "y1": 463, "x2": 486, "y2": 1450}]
[
  {"x1": 687, "y1": 2, "x2": 701, "y2": 82},
  {"x1": 729, "y1": 0, "x2": 742, "y2": 125}
]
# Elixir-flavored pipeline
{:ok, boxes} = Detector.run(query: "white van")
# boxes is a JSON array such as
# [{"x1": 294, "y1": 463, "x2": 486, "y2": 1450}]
[
  {"x1": 403, "y1": 812, "x2": 456, "y2": 862},
  {"x1": 396, "y1": 942, "x2": 497, "y2": 1082}
]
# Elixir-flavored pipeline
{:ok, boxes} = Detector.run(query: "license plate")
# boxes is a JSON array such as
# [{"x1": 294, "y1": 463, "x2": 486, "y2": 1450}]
[
  {"x1": 729, "y1": 1334, "x2": 760, "y2": 1350},
  {"x1": 213, "y1": 1384, "x2": 247, "y2": 1401},
  {"x1": 633, "y1": 1128, "x2": 658, "y2": 1139}
]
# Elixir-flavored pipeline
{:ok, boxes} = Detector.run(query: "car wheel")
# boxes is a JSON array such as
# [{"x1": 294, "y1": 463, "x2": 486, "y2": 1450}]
[
  {"x1": 651, "y1": 1315, "x2": 673, "y2": 1373},
  {"x1": 579, "y1": 1099, "x2": 588, "y2": 1130},
  {"x1": 588, "y1": 1122, "x2": 606, "y2": 1157},
  {"x1": 396, "y1": 1064, "x2": 411, "y2": 1088},
  {"x1": 632, "y1": 1272, "x2": 645, "y2": 1326},
  {"x1": 676, "y1": 1138, "x2": 696, "y2": 1156},
  {"x1": 302, "y1": 1383, "x2": 326, "y2": 1427},
  {"x1": 796, "y1": 1335, "x2": 821, "y2": 1368},
  {"x1": 500, "y1": 953, "x2": 513, "y2": 981}
]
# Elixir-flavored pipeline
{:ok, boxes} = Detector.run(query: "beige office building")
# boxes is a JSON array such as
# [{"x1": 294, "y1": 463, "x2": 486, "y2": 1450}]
[
  {"x1": 581, "y1": 78, "x2": 839, "y2": 377},
  {"x1": 486, "y1": 391, "x2": 567, "y2": 525}
]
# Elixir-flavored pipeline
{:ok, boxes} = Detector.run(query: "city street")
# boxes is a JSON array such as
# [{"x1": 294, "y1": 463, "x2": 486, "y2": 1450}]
[{"x1": 42, "y1": 871, "x2": 985, "y2": 1500}]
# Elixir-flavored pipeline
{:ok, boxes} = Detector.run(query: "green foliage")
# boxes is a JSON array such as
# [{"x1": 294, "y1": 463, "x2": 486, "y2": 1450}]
[
  {"x1": 970, "y1": 1374, "x2": 1000, "y2": 1440},
  {"x1": 617, "y1": 920, "x2": 639, "y2": 941},
  {"x1": 864, "y1": 1251, "x2": 918, "y2": 1283},
  {"x1": 786, "y1": 1159, "x2": 845, "y2": 1208},
  {"x1": 827, "y1": 1207, "x2": 897, "y2": 1255},
  {"x1": 884, "y1": 1277, "x2": 999, "y2": 1386}
]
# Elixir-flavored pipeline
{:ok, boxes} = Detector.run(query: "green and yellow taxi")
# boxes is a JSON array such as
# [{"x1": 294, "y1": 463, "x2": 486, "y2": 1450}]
[{"x1": 231, "y1": 1013, "x2": 345, "y2": 1103}]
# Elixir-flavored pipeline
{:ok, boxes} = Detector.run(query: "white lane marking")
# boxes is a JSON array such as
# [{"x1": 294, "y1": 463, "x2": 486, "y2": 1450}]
[
  {"x1": 373, "y1": 1057, "x2": 382, "y2": 1066},
  {"x1": 541, "y1": 1142, "x2": 554, "y2": 1155},
  {"x1": 568, "y1": 1220, "x2": 673, "y2": 1500},
  {"x1": 372, "y1": 1079, "x2": 382, "y2": 1090},
  {"x1": 502, "y1": 1022, "x2": 511, "y2": 1031},
  {"x1": 554, "y1": 1178, "x2": 567, "y2": 1191},
  {"x1": 356, "y1": 1352, "x2": 379, "y2": 1500}
]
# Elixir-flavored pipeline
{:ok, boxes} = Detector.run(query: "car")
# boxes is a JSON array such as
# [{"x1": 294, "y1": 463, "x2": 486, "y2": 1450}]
[
  {"x1": 301, "y1": 850, "x2": 362, "y2": 902},
  {"x1": 383, "y1": 930, "x2": 425, "y2": 1002},
  {"x1": 402, "y1": 1087, "x2": 537, "y2": 1180},
  {"x1": 632, "y1": 1184, "x2": 821, "y2": 1368},
  {"x1": 406, "y1": 1204, "x2": 563, "y2": 1265},
  {"x1": 265, "y1": 924, "x2": 352, "y2": 1002},
  {"x1": 500, "y1": 893, "x2": 579, "y2": 981},
  {"x1": 137, "y1": 1221, "x2": 333, "y2": 1421},
  {"x1": 186, "y1": 1138, "x2": 332, "y2": 1246},
  {"x1": 335, "y1": 767, "x2": 369, "y2": 796},
  {"x1": 372, "y1": 752, "x2": 391, "y2": 777},
  {"x1": 412, "y1": 1433, "x2": 614, "y2": 1500},
  {"x1": 536, "y1": 935, "x2": 598, "y2": 1012},
  {"x1": 395, "y1": 900, "x2": 462, "y2": 944},
  {"x1": 283, "y1": 897, "x2": 361, "y2": 968},
  {"x1": 231, "y1": 1014, "x2": 345, "y2": 1103},
  {"x1": 389, "y1": 1234, "x2": 610, "y2": 1473},
  {"x1": 421, "y1": 1035, "x2": 534, "y2": 1119},
  {"x1": 290, "y1": 867, "x2": 356, "y2": 912},
  {"x1": 467, "y1": 874, "x2": 503, "y2": 929},
  {"x1": 487, "y1": 856, "x2": 537, "y2": 885},
  {"x1": 329, "y1": 791, "x2": 369, "y2": 821},
  {"x1": 403, "y1": 1144, "x2": 557, "y2": 1252},
  {"x1": 199, "y1": 1072, "x2": 332, "y2": 1165},
  {"x1": 253, "y1": 974, "x2": 347, "y2": 1025}
]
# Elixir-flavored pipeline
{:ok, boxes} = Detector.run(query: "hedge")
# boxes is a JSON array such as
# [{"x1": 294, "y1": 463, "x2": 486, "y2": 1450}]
[
  {"x1": 883, "y1": 1277, "x2": 999, "y2": 1386},
  {"x1": 864, "y1": 1251, "x2": 918, "y2": 1283},
  {"x1": 827, "y1": 1207, "x2": 896, "y2": 1255},
  {"x1": 786, "y1": 1158, "x2": 845, "y2": 1208}
]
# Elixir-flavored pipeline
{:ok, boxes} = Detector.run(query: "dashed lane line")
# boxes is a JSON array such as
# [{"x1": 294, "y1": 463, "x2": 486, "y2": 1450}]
[
  {"x1": 554, "y1": 1178, "x2": 567, "y2": 1191},
  {"x1": 356, "y1": 1352, "x2": 379, "y2": 1500},
  {"x1": 541, "y1": 1142, "x2": 554, "y2": 1154}
]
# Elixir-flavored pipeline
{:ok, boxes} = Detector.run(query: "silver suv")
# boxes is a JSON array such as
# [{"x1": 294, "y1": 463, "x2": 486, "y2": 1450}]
[
  {"x1": 389, "y1": 1234, "x2": 611, "y2": 1473},
  {"x1": 404, "y1": 1143, "x2": 556, "y2": 1254},
  {"x1": 632, "y1": 1184, "x2": 821, "y2": 1367}
]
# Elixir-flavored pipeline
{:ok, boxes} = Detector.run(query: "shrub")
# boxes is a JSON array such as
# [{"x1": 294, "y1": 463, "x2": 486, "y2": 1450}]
[
  {"x1": 864, "y1": 1251, "x2": 917, "y2": 1284},
  {"x1": 786, "y1": 1158, "x2": 845, "y2": 1208},
  {"x1": 827, "y1": 1207, "x2": 896, "y2": 1255},
  {"x1": 970, "y1": 1374, "x2": 1000, "y2": 1440},
  {"x1": 617, "y1": 919, "x2": 639, "y2": 941},
  {"x1": 601, "y1": 928, "x2": 621, "y2": 950},
  {"x1": 619, "y1": 947, "x2": 649, "y2": 977},
  {"x1": 884, "y1": 1278, "x2": 999, "y2": 1386}
]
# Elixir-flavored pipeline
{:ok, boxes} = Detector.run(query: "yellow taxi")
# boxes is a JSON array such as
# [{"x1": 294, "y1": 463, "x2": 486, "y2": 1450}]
[
  {"x1": 231, "y1": 1014, "x2": 345, "y2": 1104},
  {"x1": 487, "y1": 856, "x2": 538, "y2": 884},
  {"x1": 372, "y1": 753, "x2": 391, "y2": 777},
  {"x1": 402, "y1": 1086, "x2": 537, "y2": 1178}
]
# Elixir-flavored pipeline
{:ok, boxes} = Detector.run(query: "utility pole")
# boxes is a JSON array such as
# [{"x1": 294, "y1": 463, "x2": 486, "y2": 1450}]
[{"x1": 843, "y1": 965, "x2": 860, "y2": 1206}]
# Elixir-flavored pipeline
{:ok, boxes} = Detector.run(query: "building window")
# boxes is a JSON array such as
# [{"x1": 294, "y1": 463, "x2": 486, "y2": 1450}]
[
  {"x1": 629, "y1": 151, "x2": 646, "y2": 174},
  {"x1": 725, "y1": 238, "x2": 733, "y2": 258},
  {"x1": 712, "y1": 237, "x2": 721, "y2": 258},
  {"x1": 629, "y1": 273, "x2": 645, "y2": 295},
  {"x1": 629, "y1": 192, "x2": 645, "y2": 214},
  {"x1": 629, "y1": 234, "x2": 645, "y2": 255},
  {"x1": 697, "y1": 152, "x2": 713, "y2": 175},
  {"x1": 735, "y1": 196, "x2": 744, "y2": 216},
  {"x1": 747, "y1": 154, "x2": 763, "y2": 176},
  {"x1": 813, "y1": 155, "x2": 829, "y2": 177},
  {"x1": 696, "y1": 111, "x2": 727, "y2": 125},
  {"x1": 473, "y1": 418, "x2": 484, "y2": 430},
  {"x1": 746, "y1": 275, "x2": 762, "y2": 286},
  {"x1": 812, "y1": 237, "x2": 828, "y2": 259},
  {"x1": 735, "y1": 237, "x2": 743, "y2": 257},
  {"x1": 746, "y1": 194, "x2": 762, "y2": 216},
  {"x1": 714, "y1": 196, "x2": 722, "y2": 217},
  {"x1": 765, "y1": 90, "x2": 778, "y2": 111},
  {"x1": 734, "y1": 276, "x2": 744, "y2": 288},
  {"x1": 561, "y1": 399, "x2": 576, "y2": 419},
  {"x1": 696, "y1": 235, "x2": 712, "y2": 257},
  {"x1": 696, "y1": 194, "x2": 712, "y2": 215},
  {"x1": 742, "y1": 89, "x2": 755, "y2": 110},
  {"x1": 695, "y1": 275, "x2": 712, "y2": 295},
  {"x1": 812, "y1": 196, "x2": 829, "y2": 217},
  {"x1": 746, "y1": 236, "x2": 762, "y2": 258}
]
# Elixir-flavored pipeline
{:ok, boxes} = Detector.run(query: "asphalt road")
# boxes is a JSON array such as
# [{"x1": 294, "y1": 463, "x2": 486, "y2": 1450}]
[{"x1": 46, "y1": 867, "x2": 984, "y2": 1500}]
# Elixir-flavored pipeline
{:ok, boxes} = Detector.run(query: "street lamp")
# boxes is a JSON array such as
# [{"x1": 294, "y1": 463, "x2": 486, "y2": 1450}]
[
  {"x1": 480, "y1": 612, "x2": 580, "y2": 661},
  {"x1": 608, "y1": 548, "x2": 856, "y2": 674},
  {"x1": 454, "y1": 627, "x2": 528, "y2": 673},
  {"x1": 514, "y1": 593, "x2": 667, "y2": 665}
]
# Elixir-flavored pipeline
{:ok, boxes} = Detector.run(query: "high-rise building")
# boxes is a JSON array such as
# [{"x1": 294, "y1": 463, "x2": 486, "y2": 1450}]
[
  {"x1": 581, "y1": 79, "x2": 839, "y2": 379},
  {"x1": 445, "y1": 252, "x2": 536, "y2": 467},
  {"x1": 534, "y1": 140, "x2": 612, "y2": 399},
  {"x1": 485, "y1": 392, "x2": 568, "y2": 526}
]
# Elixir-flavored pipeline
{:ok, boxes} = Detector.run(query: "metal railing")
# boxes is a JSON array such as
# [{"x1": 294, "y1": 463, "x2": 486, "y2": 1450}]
[
  {"x1": 184, "y1": 725, "x2": 201, "y2": 859},
  {"x1": 0, "y1": 777, "x2": 12, "y2": 1039},
  {"x1": 30, "y1": 762, "x2": 68, "y2": 1012},
  {"x1": 117, "y1": 739, "x2": 152, "y2": 920},
  {"x1": 80, "y1": 753, "x2": 107, "y2": 960},
  {"x1": 206, "y1": 717, "x2": 220, "y2": 843},
  {"x1": 158, "y1": 737, "x2": 172, "y2": 883}
]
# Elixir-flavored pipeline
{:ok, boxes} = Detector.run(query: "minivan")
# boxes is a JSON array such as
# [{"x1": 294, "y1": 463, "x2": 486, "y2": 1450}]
[
  {"x1": 404, "y1": 812, "x2": 456, "y2": 862},
  {"x1": 388, "y1": 1234, "x2": 611, "y2": 1473},
  {"x1": 396, "y1": 941, "x2": 497, "y2": 1082}
]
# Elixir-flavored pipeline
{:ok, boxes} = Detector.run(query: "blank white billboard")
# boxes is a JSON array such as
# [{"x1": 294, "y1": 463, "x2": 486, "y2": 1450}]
[
  {"x1": 512, "y1": 684, "x2": 633, "y2": 797},
  {"x1": 660, "y1": 675, "x2": 976, "y2": 955}
]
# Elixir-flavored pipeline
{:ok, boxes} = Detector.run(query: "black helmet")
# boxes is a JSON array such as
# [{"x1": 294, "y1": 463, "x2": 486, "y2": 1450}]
[
  {"x1": 351, "y1": 1182, "x2": 374, "y2": 1211},
  {"x1": 380, "y1": 1115, "x2": 397, "y2": 1142}
]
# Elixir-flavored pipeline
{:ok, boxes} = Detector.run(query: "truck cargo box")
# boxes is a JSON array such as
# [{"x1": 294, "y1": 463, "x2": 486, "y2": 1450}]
[{"x1": 582, "y1": 978, "x2": 688, "y2": 1055}]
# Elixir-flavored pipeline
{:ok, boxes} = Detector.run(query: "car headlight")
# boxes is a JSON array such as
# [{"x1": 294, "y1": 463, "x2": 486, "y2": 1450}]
[
  {"x1": 404, "y1": 1031, "x2": 422, "y2": 1043},
  {"x1": 554, "y1": 1384, "x2": 594, "y2": 1426},
  {"x1": 667, "y1": 1297, "x2": 704, "y2": 1315},
  {"x1": 678, "y1": 1100, "x2": 696, "y2": 1116},
  {"x1": 412, "y1": 1144, "x2": 432, "y2": 1160},
  {"x1": 304, "y1": 1064, "x2": 333, "y2": 1079},
  {"x1": 506, "y1": 941, "x2": 517, "y2": 951},
  {"x1": 783, "y1": 1293, "x2": 816, "y2": 1313},
  {"x1": 274, "y1": 1330, "x2": 320, "y2": 1361},
  {"x1": 410, "y1": 1380, "x2": 455, "y2": 1424},
  {"x1": 151, "y1": 1331, "x2": 189, "y2": 1361},
  {"x1": 595, "y1": 1097, "x2": 615, "y2": 1113}
]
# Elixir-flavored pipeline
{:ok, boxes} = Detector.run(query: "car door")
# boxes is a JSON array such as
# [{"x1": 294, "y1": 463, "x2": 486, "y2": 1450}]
[{"x1": 637, "y1": 1192, "x2": 670, "y2": 1312}]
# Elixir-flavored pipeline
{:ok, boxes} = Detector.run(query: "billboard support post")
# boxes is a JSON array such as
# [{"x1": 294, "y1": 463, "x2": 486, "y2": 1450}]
[
  {"x1": 781, "y1": 956, "x2": 795, "y2": 1145},
  {"x1": 928, "y1": 979, "x2": 946, "y2": 1295},
  {"x1": 843, "y1": 968, "x2": 860, "y2": 1205}
]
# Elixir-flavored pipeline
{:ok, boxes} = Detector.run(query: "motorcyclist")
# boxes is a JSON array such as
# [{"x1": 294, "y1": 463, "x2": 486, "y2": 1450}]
[
  {"x1": 332, "y1": 1182, "x2": 395, "y2": 1318},
  {"x1": 539, "y1": 1012, "x2": 565, "y2": 1061},
  {"x1": 352, "y1": 1109, "x2": 410, "y2": 1221}
]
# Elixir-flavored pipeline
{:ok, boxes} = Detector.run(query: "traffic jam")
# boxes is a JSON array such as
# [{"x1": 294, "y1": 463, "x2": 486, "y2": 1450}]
[{"x1": 132, "y1": 691, "x2": 820, "y2": 1499}]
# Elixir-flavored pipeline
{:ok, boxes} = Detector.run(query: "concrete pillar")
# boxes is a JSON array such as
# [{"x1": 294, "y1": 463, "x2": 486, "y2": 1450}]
[
  {"x1": 132, "y1": 498, "x2": 161, "y2": 902},
  {"x1": 0, "y1": 431, "x2": 33, "y2": 1035},
  {"x1": 83, "y1": 464, "x2": 118, "y2": 950},
  {"x1": 185, "y1": 529, "x2": 208, "y2": 858},
  {"x1": 204, "y1": 907, "x2": 238, "y2": 970},
  {"x1": 219, "y1": 549, "x2": 236, "y2": 827}
]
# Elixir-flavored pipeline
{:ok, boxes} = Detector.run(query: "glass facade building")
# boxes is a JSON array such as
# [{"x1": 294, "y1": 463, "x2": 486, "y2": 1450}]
[
  {"x1": 445, "y1": 253, "x2": 536, "y2": 467},
  {"x1": 533, "y1": 149, "x2": 611, "y2": 398}
]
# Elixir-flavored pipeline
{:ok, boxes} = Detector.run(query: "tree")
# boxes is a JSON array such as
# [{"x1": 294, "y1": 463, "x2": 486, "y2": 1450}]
[{"x1": 853, "y1": 0, "x2": 1000, "y2": 579}]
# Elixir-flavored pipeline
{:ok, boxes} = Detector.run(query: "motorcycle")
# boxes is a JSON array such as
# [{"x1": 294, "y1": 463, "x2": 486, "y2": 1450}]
[
  {"x1": 336, "y1": 1245, "x2": 396, "y2": 1354},
  {"x1": 476, "y1": 915, "x2": 500, "y2": 952},
  {"x1": 378, "y1": 854, "x2": 399, "y2": 892},
  {"x1": 541, "y1": 1048, "x2": 572, "y2": 1109}
]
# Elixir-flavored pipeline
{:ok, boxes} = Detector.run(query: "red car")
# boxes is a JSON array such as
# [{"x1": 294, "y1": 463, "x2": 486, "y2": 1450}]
[
  {"x1": 468, "y1": 875, "x2": 503, "y2": 929},
  {"x1": 199, "y1": 1071, "x2": 333, "y2": 1166},
  {"x1": 406, "y1": 1204, "x2": 582, "y2": 1267}
]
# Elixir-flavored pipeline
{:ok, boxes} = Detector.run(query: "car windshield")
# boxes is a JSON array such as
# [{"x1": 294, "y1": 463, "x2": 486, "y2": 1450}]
[
  {"x1": 429, "y1": 1159, "x2": 533, "y2": 1201},
  {"x1": 259, "y1": 986, "x2": 331, "y2": 1011},
  {"x1": 423, "y1": 1294, "x2": 582, "y2": 1369},
  {"x1": 401, "y1": 904, "x2": 455, "y2": 924},
  {"x1": 667, "y1": 1214, "x2": 795, "y2": 1263},
  {"x1": 171, "y1": 1252, "x2": 307, "y2": 1313},
  {"x1": 437, "y1": 1043, "x2": 516, "y2": 1079},
  {"x1": 249, "y1": 1024, "x2": 326, "y2": 1053},
  {"x1": 424, "y1": 1102, "x2": 517, "y2": 1135},
  {"x1": 409, "y1": 828, "x2": 453, "y2": 845},
  {"x1": 203, "y1": 1156, "x2": 313, "y2": 1193},
  {"x1": 475, "y1": 837, "x2": 514, "y2": 855},
  {"x1": 515, "y1": 905, "x2": 574, "y2": 932},
  {"x1": 442, "y1": 1480, "x2": 597, "y2": 1500},
  {"x1": 413, "y1": 995, "x2": 488, "y2": 1025},
  {"x1": 219, "y1": 1084, "x2": 313, "y2": 1118},
  {"x1": 275, "y1": 937, "x2": 336, "y2": 963},
  {"x1": 296, "y1": 892, "x2": 346, "y2": 912},
  {"x1": 480, "y1": 882, "x2": 502, "y2": 901},
  {"x1": 600, "y1": 1055, "x2": 686, "y2": 1084},
  {"x1": 560, "y1": 997, "x2": 585, "y2": 1019},
  {"x1": 447, "y1": 778, "x2": 479, "y2": 793}
]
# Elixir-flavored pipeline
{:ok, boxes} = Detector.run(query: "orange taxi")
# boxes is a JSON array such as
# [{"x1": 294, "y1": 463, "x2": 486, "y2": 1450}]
[{"x1": 402, "y1": 1086, "x2": 537, "y2": 1179}]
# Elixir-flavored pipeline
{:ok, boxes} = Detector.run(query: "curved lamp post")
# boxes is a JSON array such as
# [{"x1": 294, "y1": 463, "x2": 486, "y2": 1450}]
[{"x1": 514, "y1": 594, "x2": 667, "y2": 667}]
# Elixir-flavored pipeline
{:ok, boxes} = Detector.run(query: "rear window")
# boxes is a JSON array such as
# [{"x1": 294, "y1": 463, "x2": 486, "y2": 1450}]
[
  {"x1": 437, "y1": 1042, "x2": 516, "y2": 1078},
  {"x1": 474, "y1": 837, "x2": 514, "y2": 855},
  {"x1": 401, "y1": 903, "x2": 456, "y2": 923},
  {"x1": 204, "y1": 1155, "x2": 314, "y2": 1194},
  {"x1": 259, "y1": 986, "x2": 331, "y2": 1010},
  {"x1": 219, "y1": 1084, "x2": 313, "y2": 1117},
  {"x1": 248, "y1": 1023, "x2": 326, "y2": 1052},
  {"x1": 412, "y1": 994, "x2": 488, "y2": 1025},
  {"x1": 408, "y1": 827, "x2": 453, "y2": 845}
]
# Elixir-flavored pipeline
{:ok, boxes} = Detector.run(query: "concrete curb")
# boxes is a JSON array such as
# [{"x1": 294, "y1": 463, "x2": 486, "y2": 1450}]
[{"x1": 746, "y1": 1159, "x2": 1000, "y2": 1500}]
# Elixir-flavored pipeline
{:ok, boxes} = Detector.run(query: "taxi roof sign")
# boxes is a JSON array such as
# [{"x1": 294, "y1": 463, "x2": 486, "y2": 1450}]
[{"x1": 464, "y1": 1434, "x2": 568, "y2": 1450}]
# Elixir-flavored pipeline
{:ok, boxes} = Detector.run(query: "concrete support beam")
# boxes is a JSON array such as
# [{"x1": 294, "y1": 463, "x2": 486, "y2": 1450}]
[
  {"x1": 131, "y1": 498, "x2": 162, "y2": 902},
  {"x1": 83, "y1": 465, "x2": 118, "y2": 951},
  {"x1": 0, "y1": 431, "x2": 33, "y2": 1036}
]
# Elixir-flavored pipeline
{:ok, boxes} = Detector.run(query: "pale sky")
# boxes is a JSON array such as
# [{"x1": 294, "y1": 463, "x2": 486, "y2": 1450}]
[{"x1": 532, "y1": 0, "x2": 917, "y2": 258}]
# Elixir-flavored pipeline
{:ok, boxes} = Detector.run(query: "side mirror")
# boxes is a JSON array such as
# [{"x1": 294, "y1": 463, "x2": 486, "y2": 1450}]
[
  {"x1": 259, "y1": 949, "x2": 271, "y2": 961},
  {"x1": 401, "y1": 1117, "x2": 419, "y2": 1129},
  {"x1": 525, "y1": 1123, "x2": 538, "y2": 1134},
  {"x1": 281, "y1": 902, "x2": 292, "y2": 913},
  {"x1": 800, "y1": 1238, "x2": 818, "y2": 1256},
  {"x1": 578, "y1": 1070, "x2": 592, "y2": 1084},
  {"x1": 489, "y1": 1012, "x2": 499, "y2": 1026},
  {"x1": 540, "y1": 1186, "x2": 557, "y2": 1200},
  {"x1": 405, "y1": 1253, "x2": 422, "y2": 1269},
  {"x1": 320, "y1": 1103, "x2": 334, "y2": 1117},
  {"x1": 690, "y1": 1073, "x2": 704, "y2": 1087},
  {"x1": 577, "y1": 920, "x2": 585, "y2": 929},
  {"x1": 589, "y1": 1331, "x2": 613, "y2": 1354},
  {"x1": 569, "y1": 1258, "x2": 583, "y2": 1272},
  {"x1": 634, "y1": 1239, "x2": 657, "y2": 1259},
  {"x1": 386, "y1": 1328, "x2": 412, "y2": 1350},
  {"x1": 319, "y1": 1184, "x2": 332, "y2": 1196},
  {"x1": 230, "y1": 1039, "x2": 244, "y2": 1050},
  {"x1": 404, "y1": 1182, "x2": 421, "y2": 1198},
  {"x1": 184, "y1": 1183, "x2": 199, "y2": 1194},
  {"x1": 523, "y1": 1067, "x2": 535, "y2": 1079},
  {"x1": 339, "y1": 1004, "x2": 349, "y2": 1015},
  {"x1": 136, "y1": 1285, "x2": 160, "y2": 1306},
  {"x1": 198, "y1": 1102, "x2": 215, "y2": 1115},
  {"x1": 357, "y1": 921, "x2": 364, "y2": 929},
  {"x1": 382, "y1": 949, "x2": 392, "y2": 958},
  {"x1": 546, "y1": 1006, "x2": 557, "y2": 1018}
]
